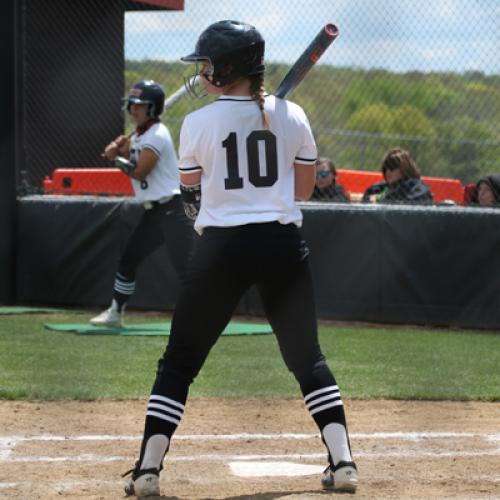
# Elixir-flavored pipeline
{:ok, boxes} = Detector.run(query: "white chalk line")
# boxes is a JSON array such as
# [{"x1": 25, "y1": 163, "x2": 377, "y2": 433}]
[
  {"x1": 5, "y1": 448, "x2": 500, "y2": 465},
  {"x1": 1, "y1": 431, "x2": 499, "y2": 465},
  {"x1": 0, "y1": 483, "x2": 18, "y2": 489},
  {"x1": 1, "y1": 431, "x2": 500, "y2": 494},
  {"x1": 3, "y1": 431, "x2": 500, "y2": 442},
  {"x1": 8, "y1": 454, "x2": 125, "y2": 463},
  {"x1": 0, "y1": 479, "x2": 123, "y2": 492},
  {"x1": 2, "y1": 431, "x2": 497, "y2": 460}
]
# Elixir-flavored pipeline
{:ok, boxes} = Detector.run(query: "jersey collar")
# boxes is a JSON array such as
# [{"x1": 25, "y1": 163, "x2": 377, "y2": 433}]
[
  {"x1": 135, "y1": 117, "x2": 160, "y2": 136},
  {"x1": 217, "y1": 95, "x2": 255, "y2": 102}
]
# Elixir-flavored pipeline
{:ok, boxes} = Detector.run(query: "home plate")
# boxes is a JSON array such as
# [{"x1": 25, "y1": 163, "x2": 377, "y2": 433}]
[{"x1": 229, "y1": 461, "x2": 324, "y2": 477}]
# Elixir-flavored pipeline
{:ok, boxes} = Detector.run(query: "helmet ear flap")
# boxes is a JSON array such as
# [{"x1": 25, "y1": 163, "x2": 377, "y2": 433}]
[
  {"x1": 219, "y1": 64, "x2": 233, "y2": 77},
  {"x1": 211, "y1": 64, "x2": 234, "y2": 86},
  {"x1": 147, "y1": 102, "x2": 156, "y2": 118}
]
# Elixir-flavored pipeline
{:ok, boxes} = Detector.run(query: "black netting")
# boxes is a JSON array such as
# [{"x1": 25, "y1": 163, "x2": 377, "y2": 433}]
[
  {"x1": 19, "y1": 0, "x2": 125, "y2": 194},
  {"x1": 17, "y1": 1, "x2": 500, "y2": 207}
]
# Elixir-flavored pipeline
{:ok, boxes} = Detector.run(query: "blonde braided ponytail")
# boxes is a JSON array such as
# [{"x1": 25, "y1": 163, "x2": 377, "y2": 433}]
[{"x1": 249, "y1": 74, "x2": 270, "y2": 129}]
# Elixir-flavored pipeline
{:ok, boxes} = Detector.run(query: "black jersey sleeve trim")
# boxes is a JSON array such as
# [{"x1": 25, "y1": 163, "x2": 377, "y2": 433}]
[
  {"x1": 295, "y1": 156, "x2": 317, "y2": 164},
  {"x1": 179, "y1": 165, "x2": 202, "y2": 172}
]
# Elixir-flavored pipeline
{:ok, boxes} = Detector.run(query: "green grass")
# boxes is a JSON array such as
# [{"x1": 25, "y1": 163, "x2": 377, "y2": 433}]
[{"x1": 0, "y1": 311, "x2": 499, "y2": 401}]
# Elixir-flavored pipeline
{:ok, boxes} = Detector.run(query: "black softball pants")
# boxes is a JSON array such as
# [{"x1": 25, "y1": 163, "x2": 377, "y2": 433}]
[
  {"x1": 157, "y1": 222, "x2": 327, "y2": 393},
  {"x1": 140, "y1": 222, "x2": 346, "y2": 460},
  {"x1": 118, "y1": 195, "x2": 194, "y2": 281}
]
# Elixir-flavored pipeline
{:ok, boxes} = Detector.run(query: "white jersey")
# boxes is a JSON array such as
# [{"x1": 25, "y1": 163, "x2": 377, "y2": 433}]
[
  {"x1": 129, "y1": 122, "x2": 180, "y2": 202},
  {"x1": 179, "y1": 95, "x2": 317, "y2": 234}
]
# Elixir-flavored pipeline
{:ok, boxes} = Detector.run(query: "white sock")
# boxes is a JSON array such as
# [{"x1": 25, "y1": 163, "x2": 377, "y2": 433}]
[
  {"x1": 322, "y1": 423, "x2": 352, "y2": 466},
  {"x1": 140, "y1": 434, "x2": 169, "y2": 470},
  {"x1": 111, "y1": 299, "x2": 126, "y2": 313}
]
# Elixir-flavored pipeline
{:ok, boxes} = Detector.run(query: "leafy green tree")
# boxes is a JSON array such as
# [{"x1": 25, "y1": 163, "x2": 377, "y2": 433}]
[
  {"x1": 391, "y1": 105, "x2": 435, "y2": 137},
  {"x1": 346, "y1": 103, "x2": 394, "y2": 133}
]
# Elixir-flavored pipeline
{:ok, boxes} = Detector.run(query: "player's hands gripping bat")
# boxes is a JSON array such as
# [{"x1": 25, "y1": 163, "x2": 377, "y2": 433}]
[
  {"x1": 101, "y1": 135, "x2": 130, "y2": 161},
  {"x1": 275, "y1": 23, "x2": 339, "y2": 99}
]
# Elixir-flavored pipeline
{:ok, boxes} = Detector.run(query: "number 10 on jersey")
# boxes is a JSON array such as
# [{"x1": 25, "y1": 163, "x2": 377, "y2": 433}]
[{"x1": 222, "y1": 131, "x2": 278, "y2": 189}]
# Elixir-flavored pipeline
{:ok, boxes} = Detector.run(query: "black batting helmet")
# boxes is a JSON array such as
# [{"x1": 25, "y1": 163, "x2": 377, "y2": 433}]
[
  {"x1": 122, "y1": 80, "x2": 165, "y2": 117},
  {"x1": 181, "y1": 20, "x2": 265, "y2": 88}
]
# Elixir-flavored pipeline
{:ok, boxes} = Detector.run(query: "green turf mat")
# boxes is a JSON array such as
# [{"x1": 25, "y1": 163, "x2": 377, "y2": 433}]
[
  {"x1": 44, "y1": 321, "x2": 272, "y2": 336},
  {"x1": 0, "y1": 306, "x2": 69, "y2": 315}
]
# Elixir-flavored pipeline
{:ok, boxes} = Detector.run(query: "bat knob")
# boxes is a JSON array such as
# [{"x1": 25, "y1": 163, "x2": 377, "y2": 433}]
[{"x1": 325, "y1": 23, "x2": 339, "y2": 38}]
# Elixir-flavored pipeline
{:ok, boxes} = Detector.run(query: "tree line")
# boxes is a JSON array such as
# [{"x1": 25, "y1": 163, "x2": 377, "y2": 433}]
[{"x1": 126, "y1": 60, "x2": 499, "y2": 183}]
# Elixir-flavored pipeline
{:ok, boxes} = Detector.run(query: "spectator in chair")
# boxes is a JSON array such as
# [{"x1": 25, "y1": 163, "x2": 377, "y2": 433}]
[
  {"x1": 362, "y1": 148, "x2": 432, "y2": 205},
  {"x1": 310, "y1": 157, "x2": 349, "y2": 202},
  {"x1": 475, "y1": 174, "x2": 500, "y2": 207}
]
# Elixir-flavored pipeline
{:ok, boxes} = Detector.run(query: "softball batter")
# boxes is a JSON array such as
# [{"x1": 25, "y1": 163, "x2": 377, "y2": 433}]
[
  {"x1": 124, "y1": 21, "x2": 358, "y2": 497},
  {"x1": 90, "y1": 80, "x2": 194, "y2": 327}
]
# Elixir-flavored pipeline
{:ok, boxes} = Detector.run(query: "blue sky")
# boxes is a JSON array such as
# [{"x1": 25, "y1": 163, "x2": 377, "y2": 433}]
[{"x1": 125, "y1": 0, "x2": 499, "y2": 74}]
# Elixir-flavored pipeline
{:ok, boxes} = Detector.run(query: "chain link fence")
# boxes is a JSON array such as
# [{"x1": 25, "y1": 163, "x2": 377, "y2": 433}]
[{"x1": 22, "y1": 0, "x2": 500, "y2": 205}]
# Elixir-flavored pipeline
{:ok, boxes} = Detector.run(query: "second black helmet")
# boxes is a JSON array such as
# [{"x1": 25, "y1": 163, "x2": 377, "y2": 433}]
[{"x1": 122, "y1": 80, "x2": 165, "y2": 117}]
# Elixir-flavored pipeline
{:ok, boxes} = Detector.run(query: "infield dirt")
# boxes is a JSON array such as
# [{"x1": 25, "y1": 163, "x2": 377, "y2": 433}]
[{"x1": 1, "y1": 399, "x2": 499, "y2": 499}]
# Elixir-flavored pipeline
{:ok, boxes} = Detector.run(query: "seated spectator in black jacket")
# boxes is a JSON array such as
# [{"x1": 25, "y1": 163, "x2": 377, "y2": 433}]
[
  {"x1": 475, "y1": 174, "x2": 500, "y2": 207},
  {"x1": 311, "y1": 157, "x2": 349, "y2": 202},
  {"x1": 362, "y1": 148, "x2": 433, "y2": 204}
]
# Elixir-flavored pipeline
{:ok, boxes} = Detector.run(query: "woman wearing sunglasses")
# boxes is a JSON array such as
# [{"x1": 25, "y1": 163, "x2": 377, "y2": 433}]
[
  {"x1": 311, "y1": 157, "x2": 349, "y2": 202},
  {"x1": 362, "y1": 148, "x2": 433, "y2": 204}
]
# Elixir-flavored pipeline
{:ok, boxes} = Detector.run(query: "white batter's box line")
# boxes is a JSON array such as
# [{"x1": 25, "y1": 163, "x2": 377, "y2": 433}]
[
  {"x1": 2, "y1": 431, "x2": 500, "y2": 442},
  {"x1": 478, "y1": 475, "x2": 500, "y2": 482},
  {"x1": 0, "y1": 482, "x2": 18, "y2": 489},
  {"x1": 353, "y1": 431, "x2": 500, "y2": 440},
  {"x1": 8, "y1": 454, "x2": 125, "y2": 463},
  {"x1": 4, "y1": 448, "x2": 500, "y2": 465},
  {"x1": 0, "y1": 435, "x2": 139, "y2": 443},
  {"x1": 3, "y1": 431, "x2": 500, "y2": 465},
  {"x1": 0, "y1": 479, "x2": 123, "y2": 493}
]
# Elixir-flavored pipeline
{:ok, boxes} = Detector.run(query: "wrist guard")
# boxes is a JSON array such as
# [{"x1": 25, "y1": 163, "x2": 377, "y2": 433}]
[
  {"x1": 180, "y1": 183, "x2": 201, "y2": 220},
  {"x1": 114, "y1": 156, "x2": 136, "y2": 176}
]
